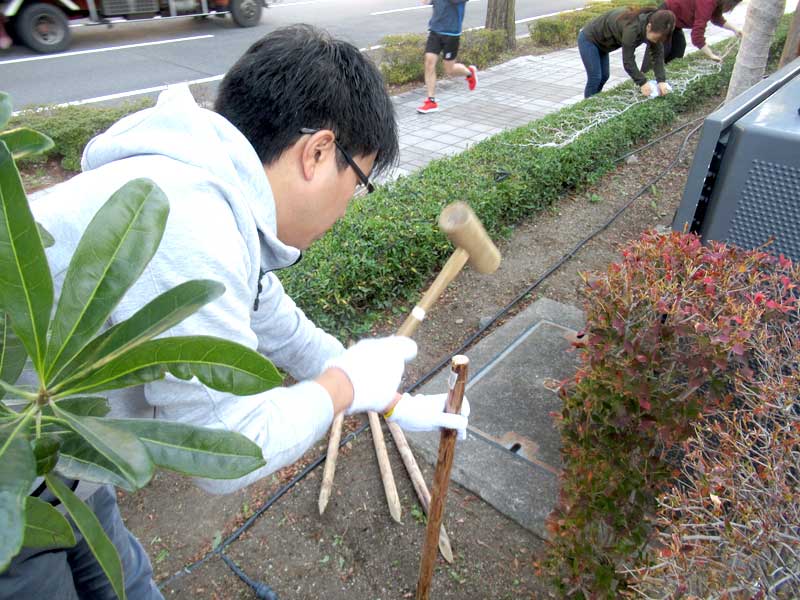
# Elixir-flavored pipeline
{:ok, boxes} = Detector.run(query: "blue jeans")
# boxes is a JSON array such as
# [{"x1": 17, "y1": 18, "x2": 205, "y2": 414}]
[
  {"x1": 578, "y1": 30, "x2": 610, "y2": 98},
  {"x1": 0, "y1": 486, "x2": 162, "y2": 600}
]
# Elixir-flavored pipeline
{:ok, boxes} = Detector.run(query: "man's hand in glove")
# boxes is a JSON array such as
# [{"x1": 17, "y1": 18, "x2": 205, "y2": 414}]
[
  {"x1": 323, "y1": 336, "x2": 417, "y2": 414},
  {"x1": 386, "y1": 393, "x2": 471, "y2": 440}
]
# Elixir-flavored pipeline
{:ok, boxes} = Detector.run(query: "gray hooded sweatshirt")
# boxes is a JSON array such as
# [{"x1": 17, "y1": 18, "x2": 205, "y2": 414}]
[{"x1": 30, "y1": 86, "x2": 345, "y2": 495}]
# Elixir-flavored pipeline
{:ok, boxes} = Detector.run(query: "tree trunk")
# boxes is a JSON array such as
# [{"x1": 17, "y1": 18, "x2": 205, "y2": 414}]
[
  {"x1": 485, "y1": 0, "x2": 516, "y2": 50},
  {"x1": 725, "y1": 0, "x2": 786, "y2": 102},
  {"x1": 778, "y1": 8, "x2": 800, "y2": 68}
]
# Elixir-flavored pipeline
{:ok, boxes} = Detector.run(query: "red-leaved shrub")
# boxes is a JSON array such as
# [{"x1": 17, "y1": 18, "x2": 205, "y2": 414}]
[{"x1": 540, "y1": 230, "x2": 799, "y2": 598}]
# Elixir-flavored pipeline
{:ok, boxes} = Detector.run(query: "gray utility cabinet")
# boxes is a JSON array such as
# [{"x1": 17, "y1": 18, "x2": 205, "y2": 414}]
[{"x1": 673, "y1": 58, "x2": 800, "y2": 262}]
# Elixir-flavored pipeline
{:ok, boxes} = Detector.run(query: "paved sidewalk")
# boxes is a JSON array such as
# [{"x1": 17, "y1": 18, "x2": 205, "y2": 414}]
[{"x1": 388, "y1": 14, "x2": 744, "y2": 180}]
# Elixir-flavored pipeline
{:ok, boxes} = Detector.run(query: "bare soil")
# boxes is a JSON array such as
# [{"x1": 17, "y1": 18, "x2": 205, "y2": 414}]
[{"x1": 20, "y1": 92, "x2": 719, "y2": 600}]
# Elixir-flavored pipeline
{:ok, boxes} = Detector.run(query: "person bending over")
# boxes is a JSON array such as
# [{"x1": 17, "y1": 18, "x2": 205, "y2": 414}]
[
  {"x1": 578, "y1": 7, "x2": 676, "y2": 98},
  {"x1": 642, "y1": 0, "x2": 742, "y2": 71}
]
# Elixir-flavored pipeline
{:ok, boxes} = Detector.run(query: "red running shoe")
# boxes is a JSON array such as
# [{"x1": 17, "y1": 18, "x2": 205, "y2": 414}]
[
  {"x1": 466, "y1": 65, "x2": 478, "y2": 91},
  {"x1": 417, "y1": 97, "x2": 439, "y2": 114}
]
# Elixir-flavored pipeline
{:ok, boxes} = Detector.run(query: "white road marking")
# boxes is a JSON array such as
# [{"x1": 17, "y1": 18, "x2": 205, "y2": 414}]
[
  {"x1": 269, "y1": 0, "x2": 320, "y2": 6},
  {"x1": 515, "y1": 8, "x2": 584, "y2": 24},
  {"x1": 0, "y1": 34, "x2": 214, "y2": 65},
  {"x1": 371, "y1": 4, "x2": 431, "y2": 15},
  {"x1": 12, "y1": 74, "x2": 224, "y2": 115}
]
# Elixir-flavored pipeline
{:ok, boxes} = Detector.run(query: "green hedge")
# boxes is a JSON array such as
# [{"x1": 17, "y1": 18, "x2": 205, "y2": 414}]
[
  {"x1": 529, "y1": 0, "x2": 658, "y2": 47},
  {"x1": 379, "y1": 28, "x2": 507, "y2": 86},
  {"x1": 283, "y1": 21, "x2": 793, "y2": 342},
  {"x1": 10, "y1": 99, "x2": 153, "y2": 172}
]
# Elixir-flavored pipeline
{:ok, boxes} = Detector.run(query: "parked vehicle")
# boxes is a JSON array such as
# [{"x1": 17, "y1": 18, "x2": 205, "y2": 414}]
[{"x1": 1, "y1": 0, "x2": 265, "y2": 53}]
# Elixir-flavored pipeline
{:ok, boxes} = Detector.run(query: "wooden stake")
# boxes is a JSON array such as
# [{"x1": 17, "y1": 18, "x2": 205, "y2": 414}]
[
  {"x1": 368, "y1": 410, "x2": 402, "y2": 523},
  {"x1": 387, "y1": 421, "x2": 453, "y2": 563},
  {"x1": 318, "y1": 412, "x2": 344, "y2": 515},
  {"x1": 416, "y1": 355, "x2": 469, "y2": 599}
]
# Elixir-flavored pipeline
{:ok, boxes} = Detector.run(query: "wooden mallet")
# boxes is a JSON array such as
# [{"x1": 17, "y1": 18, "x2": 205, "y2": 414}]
[
  {"x1": 319, "y1": 203, "x2": 500, "y2": 552},
  {"x1": 386, "y1": 201, "x2": 499, "y2": 553}
]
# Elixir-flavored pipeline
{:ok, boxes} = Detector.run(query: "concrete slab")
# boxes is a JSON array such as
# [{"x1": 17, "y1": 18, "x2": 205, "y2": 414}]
[{"x1": 406, "y1": 298, "x2": 585, "y2": 535}]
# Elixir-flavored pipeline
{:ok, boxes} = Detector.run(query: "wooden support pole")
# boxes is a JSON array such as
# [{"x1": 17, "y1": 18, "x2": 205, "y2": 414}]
[
  {"x1": 368, "y1": 411, "x2": 402, "y2": 523},
  {"x1": 387, "y1": 421, "x2": 454, "y2": 563},
  {"x1": 416, "y1": 355, "x2": 469, "y2": 600},
  {"x1": 318, "y1": 411, "x2": 344, "y2": 515}
]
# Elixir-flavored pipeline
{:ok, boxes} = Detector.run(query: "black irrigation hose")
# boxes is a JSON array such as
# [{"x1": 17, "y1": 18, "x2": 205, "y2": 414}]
[
  {"x1": 160, "y1": 116, "x2": 707, "y2": 599},
  {"x1": 220, "y1": 553, "x2": 279, "y2": 600}
]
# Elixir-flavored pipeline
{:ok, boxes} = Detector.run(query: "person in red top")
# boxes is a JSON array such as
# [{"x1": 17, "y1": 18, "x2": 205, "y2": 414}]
[{"x1": 642, "y1": 0, "x2": 742, "y2": 71}]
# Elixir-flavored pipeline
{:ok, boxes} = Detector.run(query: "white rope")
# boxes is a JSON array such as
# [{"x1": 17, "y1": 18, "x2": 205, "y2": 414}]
[{"x1": 519, "y1": 39, "x2": 739, "y2": 150}]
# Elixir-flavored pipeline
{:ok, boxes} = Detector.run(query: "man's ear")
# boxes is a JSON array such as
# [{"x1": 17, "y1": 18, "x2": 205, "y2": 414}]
[{"x1": 300, "y1": 129, "x2": 336, "y2": 181}]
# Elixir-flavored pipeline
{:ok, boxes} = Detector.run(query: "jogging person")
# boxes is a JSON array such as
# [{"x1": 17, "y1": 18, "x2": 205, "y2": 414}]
[{"x1": 417, "y1": 0, "x2": 478, "y2": 114}]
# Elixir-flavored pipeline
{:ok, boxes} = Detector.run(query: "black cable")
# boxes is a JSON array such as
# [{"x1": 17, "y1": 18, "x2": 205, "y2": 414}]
[
  {"x1": 220, "y1": 553, "x2": 279, "y2": 600},
  {"x1": 159, "y1": 423, "x2": 368, "y2": 591},
  {"x1": 160, "y1": 115, "x2": 706, "y2": 599},
  {"x1": 614, "y1": 116, "x2": 702, "y2": 163}
]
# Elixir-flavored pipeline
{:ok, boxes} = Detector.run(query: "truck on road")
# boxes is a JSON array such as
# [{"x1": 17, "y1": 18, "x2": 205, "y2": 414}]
[{"x1": 1, "y1": 0, "x2": 264, "y2": 53}]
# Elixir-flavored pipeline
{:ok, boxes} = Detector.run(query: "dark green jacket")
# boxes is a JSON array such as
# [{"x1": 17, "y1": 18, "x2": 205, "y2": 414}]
[{"x1": 582, "y1": 8, "x2": 666, "y2": 86}]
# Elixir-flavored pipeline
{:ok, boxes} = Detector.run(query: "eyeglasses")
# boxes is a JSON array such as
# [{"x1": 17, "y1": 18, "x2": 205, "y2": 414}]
[{"x1": 299, "y1": 128, "x2": 374, "y2": 196}]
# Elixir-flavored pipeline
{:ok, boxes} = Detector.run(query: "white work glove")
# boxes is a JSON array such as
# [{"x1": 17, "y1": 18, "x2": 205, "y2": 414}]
[
  {"x1": 324, "y1": 336, "x2": 417, "y2": 415},
  {"x1": 644, "y1": 80, "x2": 672, "y2": 98},
  {"x1": 387, "y1": 393, "x2": 471, "y2": 440}
]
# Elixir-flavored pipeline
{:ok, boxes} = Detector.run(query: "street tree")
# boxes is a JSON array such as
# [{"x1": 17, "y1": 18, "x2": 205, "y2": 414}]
[
  {"x1": 778, "y1": 8, "x2": 800, "y2": 67},
  {"x1": 726, "y1": 0, "x2": 787, "y2": 101},
  {"x1": 486, "y1": 0, "x2": 516, "y2": 50}
]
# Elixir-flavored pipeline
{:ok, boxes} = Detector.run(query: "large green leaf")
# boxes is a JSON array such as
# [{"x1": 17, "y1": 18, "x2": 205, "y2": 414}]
[
  {"x1": 45, "y1": 178, "x2": 168, "y2": 383},
  {"x1": 0, "y1": 94, "x2": 10, "y2": 130},
  {"x1": 54, "y1": 432, "x2": 137, "y2": 492},
  {"x1": 58, "y1": 336, "x2": 282, "y2": 397},
  {"x1": 0, "y1": 313, "x2": 28, "y2": 400},
  {"x1": 52, "y1": 279, "x2": 224, "y2": 386},
  {"x1": 48, "y1": 397, "x2": 110, "y2": 418},
  {"x1": 105, "y1": 418, "x2": 265, "y2": 479},
  {"x1": 23, "y1": 496, "x2": 76, "y2": 549},
  {"x1": 0, "y1": 129, "x2": 54, "y2": 160},
  {"x1": 37, "y1": 224, "x2": 54, "y2": 249},
  {"x1": 0, "y1": 418, "x2": 36, "y2": 571},
  {"x1": 45, "y1": 474, "x2": 126, "y2": 600},
  {"x1": 32, "y1": 435, "x2": 61, "y2": 476},
  {"x1": 51, "y1": 405, "x2": 153, "y2": 490},
  {"x1": 0, "y1": 143, "x2": 53, "y2": 373}
]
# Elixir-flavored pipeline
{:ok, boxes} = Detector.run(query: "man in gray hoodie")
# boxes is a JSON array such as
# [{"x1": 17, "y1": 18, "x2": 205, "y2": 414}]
[{"x1": 2, "y1": 25, "x2": 469, "y2": 599}]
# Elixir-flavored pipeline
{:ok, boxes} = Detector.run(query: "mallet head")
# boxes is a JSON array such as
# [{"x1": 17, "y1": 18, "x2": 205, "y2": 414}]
[{"x1": 438, "y1": 202, "x2": 501, "y2": 274}]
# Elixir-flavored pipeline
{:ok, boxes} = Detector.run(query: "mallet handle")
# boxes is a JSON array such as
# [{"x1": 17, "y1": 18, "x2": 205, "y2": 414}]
[
  {"x1": 397, "y1": 248, "x2": 469, "y2": 337},
  {"x1": 416, "y1": 356, "x2": 469, "y2": 600}
]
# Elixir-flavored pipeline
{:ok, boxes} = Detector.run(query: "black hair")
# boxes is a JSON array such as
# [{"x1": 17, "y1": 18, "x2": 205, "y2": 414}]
[
  {"x1": 215, "y1": 24, "x2": 399, "y2": 176},
  {"x1": 618, "y1": 7, "x2": 675, "y2": 39},
  {"x1": 716, "y1": 0, "x2": 742, "y2": 15}
]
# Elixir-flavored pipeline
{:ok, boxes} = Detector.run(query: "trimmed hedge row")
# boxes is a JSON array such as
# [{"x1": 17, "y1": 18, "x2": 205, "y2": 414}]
[
  {"x1": 10, "y1": 100, "x2": 153, "y2": 172},
  {"x1": 529, "y1": 0, "x2": 658, "y2": 47},
  {"x1": 380, "y1": 29, "x2": 507, "y2": 86},
  {"x1": 282, "y1": 20, "x2": 793, "y2": 342}
]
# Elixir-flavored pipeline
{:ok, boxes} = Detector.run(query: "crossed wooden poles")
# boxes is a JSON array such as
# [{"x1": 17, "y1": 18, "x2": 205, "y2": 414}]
[{"x1": 318, "y1": 202, "x2": 500, "y2": 572}]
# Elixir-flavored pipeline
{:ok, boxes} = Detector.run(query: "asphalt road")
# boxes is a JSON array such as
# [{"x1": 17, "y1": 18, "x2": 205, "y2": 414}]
[{"x1": 1, "y1": 0, "x2": 586, "y2": 109}]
